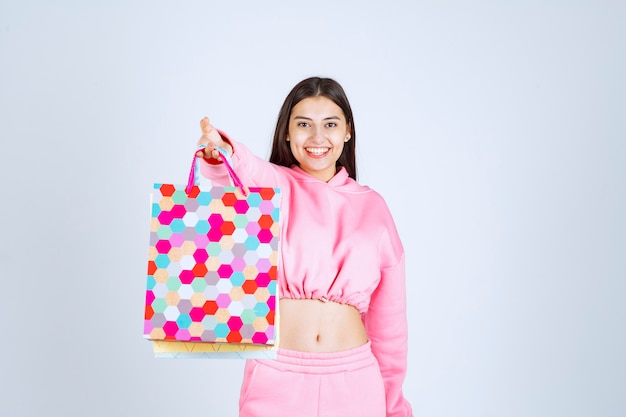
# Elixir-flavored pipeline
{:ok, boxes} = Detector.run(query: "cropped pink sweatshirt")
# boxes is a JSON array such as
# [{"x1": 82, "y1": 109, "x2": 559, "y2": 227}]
[{"x1": 199, "y1": 133, "x2": 413, "y2": 417}]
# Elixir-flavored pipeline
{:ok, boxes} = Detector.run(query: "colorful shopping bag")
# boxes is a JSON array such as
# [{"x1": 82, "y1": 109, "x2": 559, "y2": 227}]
[{"x1": 144, "y1": 147, "x2": 281, "y2": 357}]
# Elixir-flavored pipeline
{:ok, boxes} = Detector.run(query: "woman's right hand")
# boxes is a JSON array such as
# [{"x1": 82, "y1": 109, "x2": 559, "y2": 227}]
[{"x1": 196, "y1": 117, "x2": 232, "y2": 160}]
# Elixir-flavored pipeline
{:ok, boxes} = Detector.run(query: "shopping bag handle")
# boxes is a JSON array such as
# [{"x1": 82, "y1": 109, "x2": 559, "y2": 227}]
[{"x1": 185, "y1": 146, "x2": 247, "y2": 196}]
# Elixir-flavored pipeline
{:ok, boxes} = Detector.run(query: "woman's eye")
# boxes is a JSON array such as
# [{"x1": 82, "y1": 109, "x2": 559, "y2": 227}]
[
  {"x1": 326, "y1": 122, "x2": 337, "y2": 128},
  {"x1": 297, "y1": 122, "x2": 309, "y2": 127}
]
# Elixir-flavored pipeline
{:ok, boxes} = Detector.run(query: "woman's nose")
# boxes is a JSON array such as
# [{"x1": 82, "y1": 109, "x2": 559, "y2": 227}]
[{"x1": 312, "y1": 126, "x2": 324, "y2": 142}]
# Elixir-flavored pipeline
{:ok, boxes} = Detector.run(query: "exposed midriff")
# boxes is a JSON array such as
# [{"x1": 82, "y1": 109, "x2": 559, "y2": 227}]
[{"x1": 278, "y1": 298, "x2": 368, "y2": 352}]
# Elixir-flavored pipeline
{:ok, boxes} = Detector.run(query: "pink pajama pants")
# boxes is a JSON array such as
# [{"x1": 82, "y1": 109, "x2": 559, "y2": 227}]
[{"x1": 239, "y1": 341, "x2": 386, "y2": 417}]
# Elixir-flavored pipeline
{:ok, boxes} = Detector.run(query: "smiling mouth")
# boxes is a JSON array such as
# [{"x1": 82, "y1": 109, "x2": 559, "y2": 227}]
[{"x1": 306, "y1": 147, "x2": 330, "y2": 156}]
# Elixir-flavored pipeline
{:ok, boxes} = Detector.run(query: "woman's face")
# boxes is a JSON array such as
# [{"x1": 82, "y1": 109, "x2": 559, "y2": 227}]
[{"x1": 286, "y1": 96, "x2": 351, "y2": 182}]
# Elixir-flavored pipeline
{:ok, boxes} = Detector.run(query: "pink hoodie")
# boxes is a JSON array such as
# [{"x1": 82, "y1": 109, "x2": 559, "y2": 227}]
[{"x1": 199, "y1": 133, "x2": 413, "y2": 417}]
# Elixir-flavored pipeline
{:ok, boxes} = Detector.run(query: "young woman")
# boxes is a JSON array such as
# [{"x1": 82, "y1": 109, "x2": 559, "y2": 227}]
[{"x1": 196, "y1": 77, "x2": 413, "y2": 417}]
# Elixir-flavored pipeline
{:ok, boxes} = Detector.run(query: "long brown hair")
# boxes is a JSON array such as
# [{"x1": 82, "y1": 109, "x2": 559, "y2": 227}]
[{"x1": 269, "y1": 77, "x2": 357, "y2": 180}]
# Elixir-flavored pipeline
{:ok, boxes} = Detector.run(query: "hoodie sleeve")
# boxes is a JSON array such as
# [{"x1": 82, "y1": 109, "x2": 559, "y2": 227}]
[{"x1": 363, "y1": 228, "x2": 413, "y2": 417}]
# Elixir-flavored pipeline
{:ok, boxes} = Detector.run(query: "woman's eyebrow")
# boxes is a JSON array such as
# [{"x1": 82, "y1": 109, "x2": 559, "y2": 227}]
[{"x1": 293, "y1": 115, "x2": 341, "y2": 120}]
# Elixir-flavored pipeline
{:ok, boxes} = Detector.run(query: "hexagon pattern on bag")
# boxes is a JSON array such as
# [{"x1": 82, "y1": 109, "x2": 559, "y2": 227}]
[{"x1": 144, "y1": 183, "x2": 281, "y2": 345}]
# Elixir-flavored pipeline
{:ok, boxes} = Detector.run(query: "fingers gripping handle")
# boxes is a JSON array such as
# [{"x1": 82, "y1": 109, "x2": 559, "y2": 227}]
[{"x1": 185, "y1": 146, "x2": 247, "y2": 195}]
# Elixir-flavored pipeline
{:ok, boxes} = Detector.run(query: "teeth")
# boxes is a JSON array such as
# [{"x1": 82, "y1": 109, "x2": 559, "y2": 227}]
[{"x1": 306, "y1": 147, "x2": 329, "y2": 155}]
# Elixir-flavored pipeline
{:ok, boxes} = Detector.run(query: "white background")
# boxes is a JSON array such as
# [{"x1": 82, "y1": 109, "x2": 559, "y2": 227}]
[{"x1": 1, "y1": 1, "x2": 624, "y2": 416}]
